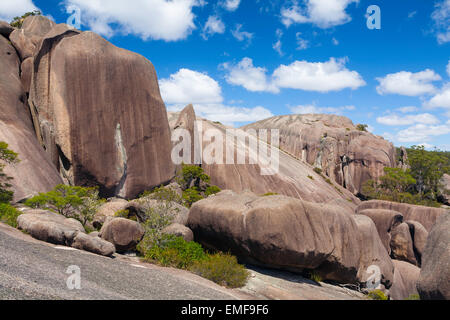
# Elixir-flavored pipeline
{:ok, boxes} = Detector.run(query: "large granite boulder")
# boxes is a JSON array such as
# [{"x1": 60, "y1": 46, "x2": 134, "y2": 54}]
[
  {"x1": 357, "y1": 209, "x2": 403, "y2": 254},
  {"x1": 405, "y1": 220, "x2": 428, "y2": 266},
  {"x1": 390, "y1": 222, "x2": 417, "y2": 266},
  {"x1": 242, "y1": 114, "x2": 396, "y2": 195},
  {"x1": 92, "y1": 199, "x2": 143, "y2": 229},
  {"x1": 17, "y1": 209, "x2": 85, "y2": 245},
  {"x1": 0, "y1": 35, "x2": 62, "y2": 202},
  {"x1": 168, "y1": 107, "x2": 360, "y2": 205},
  {"x1": 100, "y1": 218, "x2": 145, "y2": 253},
  {"x1": 0, "y1": 20, "x2": 14, "y2": 37},
  {"x1": 28, "y1": 18, "x2": 174, "y2": 199},
  {"x1": 417, "y1": 212, "x2": 450, "y2": 300},
  {"x1": 352, "y1": 215, "x2": 394, "y2": 289},
  {"x1": 188, "y1": 191, "x2": 392, "y2": 286},
  {"x1": 356, "y1": 200, "x2": 446, "y2": 232},
  {"x1": 389, "y1": 260, "x2": 420, "y2": 300},
  {"x1": 71, "y1": 232, "x2": 115, "y2": 257},
  {"x1": 162, "y1": 223, "x2": 194, "y2": 242}
]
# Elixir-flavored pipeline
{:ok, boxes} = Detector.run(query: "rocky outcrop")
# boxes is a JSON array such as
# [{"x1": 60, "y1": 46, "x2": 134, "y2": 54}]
[
  {"x1": 169, "y1": 108, "x2": 360, "y2": 205},
  {"x1": 25, "y1": 19, "x2": 175, "y2": 199},
  {"x1": 162, "y1": 223, "x2": 194, "y2": 242},
  {"x1": 441, "y1": 174, "x2": 450, "y2": 205},
  {"x1": 0, "y1": 21, "x2": 14, "y2": 37},
  {"x1": 71, "y1": 232, "x2": 116, "y2": 257},
  {"x1": 390, "y1": 223, "x2": 417, "y2": 266},
  {"x1": 242, "y1": 114, "x2": 396, "y2": 195},
  {"x1": 100, "y1": 218, "x2": 145, "y2": 253},
  {"x1": 93, "y1": 199, "x2": 145, "y2": 229},
  {"x1": 357, "y1": 209, "x2": 403, "y2": 254},
  {"x1": 389, "y1": 260, "x2": 420, "y2": 300},
  {"x1": 356, "y1": 200, "x2": 446, "y2": 232},
  {"x1": 417, "y1": 212, "x2": 450, "y2": 300},
  {"x1": 405, "y1": 220, "x2": 428, "y2": 266},
  {"x1": 188, "y1": 191, "x2": 392, "y2": 287},
  {"x1": 0, "y1": 34, "x2": 62, "y2": 202}
]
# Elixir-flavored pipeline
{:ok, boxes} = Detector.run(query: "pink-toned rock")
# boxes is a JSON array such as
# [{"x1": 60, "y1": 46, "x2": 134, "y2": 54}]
[
  {"x1": 242, "y1": 114, "x2": 396, "y2": 195},
  {"x1": 405, "y1": 220, "x2": 428, "y2": 266},
  {"x1": 0, "y1": 20, "x2": 14, "y2": 37},
  {"x1": 29, "y1": 20, "x2": 175, "y2": 199},
  {"x1": 390, "y1": 260, "x2": 420, "y2": 300},
  {"x1": 71, "y1": 232, "x2": 115, "y2": 257},
  {"x1": 20, "y1": 57, "x2": 33, "y2": 93},
  {"x1": 356, "y1": 200, "x2": 446, "y2": 232},
  {"x1": 100, "y1": 218, "x2": 145, "y2": 253},
  {"x1": 357, "y1": 209, "x2": 403, "y2": 254},
  {"x1": 162, "y1": 223, "x2": 194, "y2": 242},
  {"x1": 0, "y1": 34, "x2": 62, "y2": 202},
  {"x1": 390, "y1": 223, "x2": 417, "y2": 266}
]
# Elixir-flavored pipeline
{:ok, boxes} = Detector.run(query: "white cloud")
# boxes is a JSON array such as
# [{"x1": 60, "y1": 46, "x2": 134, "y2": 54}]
[
  {"x1": 281, "y1": 0, "x2": 359, "y2": 29},
  {"x1": 408, "y1": 11, "x2": 417, "y2": 19},
  {"x1": 221, "y1": 0, "x2": 241, "y2": 11},
  {"x1": 296, "y1": 32, "x2": 309, "y2": 50},
  {"x1": 432, "y1": 0, "x2": 450, "y2": 44},
  {"x1": 222, "y1": 58, "x2": 279, "y2": 93},
  {"x1": 376, "y1": 113, "x2": 440, "y2": 126},
  {"x1": 397, "y1": 121, "x2": 450, "y2": 142},
  {"x1": 159, "y1": 68, "x2": 223, "y2": 104},
  {"x1": 202, "y1": 15, "x2": 225, "y2": 39},
  {"x1": 223, "y1": 57, "x2": 365, "y2": 93},
  {"x1": 231, "y1": 24, "x2": 253, "y2": 45},
  {"x1": 332, "y1": 37, "x2": 339, "y2": 45},
  {"x1": 447, "y1": 59, "x2": 450, "y2": 77},
  {"x1": 273, "y1": 29, "x2": 283, "y2": 56},
  {"x1": 0, "y1": 0, "x2": 39, "y2": 21},
  {"x1": 290, "y1": 104, "x2": 355, "y2": 115},
  {"x1": 425, "y1": 83, "x2": 450, "y2": 109},
  {"x1": 397, "y1": 106, "x2": 419, "y2": 113},
  {"x1": 376, "y1": 69, "x2": 441, "y2": 96},
  {"x1": 63, "y1": 0, "x2": 202, "y2": 41},
  {"x1": 272, "y1": 57, "x2": 365, "y2": 92},
  {"x1": 161, "y1": 68, "x2": 273, "y2": 126}
]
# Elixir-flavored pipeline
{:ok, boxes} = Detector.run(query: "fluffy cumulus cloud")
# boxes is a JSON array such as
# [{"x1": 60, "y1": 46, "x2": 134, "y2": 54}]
[
  {"x1": 159, "y1": 68, "x2": 223, "y2": 104},
  {"x1": 223, "y1": 57, "x2": 365, "y2": 93},
  {"x1": 0, "y1": 0, "x2": 39, "y2": 21},
  {"x1": 221, "y1": 0, "x2": 241, "y2": 11},
  {"x1": 376, "y1": 70, "x2": 441, "y2": 96},
  {"x1": 63, "y1": 0, "x2": 202, "y2": 41},
  {"x1": 281, "y1": 0, "x2": 359, "y2": 28},
  {"x1": 376, "y1": 113, "x2": 440, "y2": 126},
  {"x1": 396, "y1": 121, "x2": 450, "y2": 143},
  {"x1": 160, "y1": 68, "x2": 272, "y2": 126},
  {"x1": 272, "y1": 58, "x2": 366, "y2": 92},
  {"x1": 222, "y1": 58, "x2": 279, "y2": 93},
  {"x1": 432, "y1": 0, "x2": 450, "y2": 44},
  {"x1": 202, "y1": 15, "x2": 225, "y2": 39},
  {"x1": 425, "y1": 83, "x2": 450, "y2": 109},
  {"x1": 290, "y1": 104, "x2": 355, "y2": 115}
]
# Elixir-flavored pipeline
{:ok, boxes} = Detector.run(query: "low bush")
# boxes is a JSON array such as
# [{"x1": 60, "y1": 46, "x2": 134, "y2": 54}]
[
  {"x1": 0, "y1": 203, "x2": 21, "y2": 228},
  {"x1": 309, "y1": 270, "x2": 323, "y2": 283},
  {"x1": 190, "y1": 252, "x2": 250, "y2": 288},
  {"x1": 313, "y1": 167, "x2": 322, "y2": 175},
  {"x1": 261, "y1": 192, "x2": 278, "y2": 196},
  {"x1": 405, "y1": 294, "x2": 420, "y2": 300},
  {"x1": 368, "y1": 289, "x2": 388, "y2": 300}
]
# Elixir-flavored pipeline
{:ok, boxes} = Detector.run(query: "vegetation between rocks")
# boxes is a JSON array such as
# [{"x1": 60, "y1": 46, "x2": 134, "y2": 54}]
[
  {"x1": 0, "y1": 142, "x2": 21, "y2": 227},
  {"x1": 10, "y1": 10, "x2": 41, "y2": 28}
]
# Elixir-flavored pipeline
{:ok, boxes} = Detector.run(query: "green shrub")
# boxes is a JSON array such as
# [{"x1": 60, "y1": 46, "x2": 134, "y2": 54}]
[
  {"x1": 0, "y1": 142, "x2": 19, "y2": 204},
  {"x1": 10, "y1": 10, "x2": 41, "y2": 28},
  {"x1": 143, "y1": 236, "x2": 206, "y2": 269},
  {"x1": 405, "y1": 294, "x2": 420, "y2": 300},
  {"x1": 356, "y1": 124, "x2": 368, "y2": 132},
  {"x1": 0, "y1": 203, "x2": 21, "y2": 228},
  {"x1": 313, "y1": 167, "x2": 322, "y2": 175},
  {"x1": 368, "y1": 289, "x2": 388, "y2": 300},
  {"x1": 182, "y1": 187, "x2": 204, "y2": 207},
  {"x1": 177, "y1": 164, "x2": 210, "y2": 190},
  {"x1": 205, "y1": 185, "x2": 221, "y2": 197},
  {"x1": 307, "y1": 175, "x2": 314, "y2": 180},
  {"x1": 190, "y1": 252, "x2": 250, "y2": 288},
  {"x1": 261, "y1": 192, "x2": 278, "y2": 196},
  {"x1": 309, "y1": 270, "x2": 322, "y2": 283},
  {"x1": 140, "y1": 185, "x2": 183, "y2": 204}
]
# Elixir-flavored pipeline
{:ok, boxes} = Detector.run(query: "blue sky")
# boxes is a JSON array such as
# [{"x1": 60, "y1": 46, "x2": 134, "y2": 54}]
[{"x1": 1, "y1": 0, "x2": 449, "y2": 150}]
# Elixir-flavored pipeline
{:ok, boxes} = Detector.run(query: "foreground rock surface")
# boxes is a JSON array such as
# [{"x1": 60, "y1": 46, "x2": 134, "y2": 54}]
[
  {"x1": 389, "y1": 260, "x2": 420, "y2": 300},
  {"x1": 417, "y1": 212, "x2": 450, "y2": 300},
  {"x1": 188, "y1": 191, "x2": 393, "y2": 286},
  {"x1": 100, "y1": 218, "x2": 145, "y2": 253}
]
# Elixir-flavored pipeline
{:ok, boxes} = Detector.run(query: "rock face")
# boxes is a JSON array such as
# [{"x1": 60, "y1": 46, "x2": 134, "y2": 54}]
[
  {"x1": 390, "y1": 223, "x2": 417, "y2": 266},
  {"x1": 357, "y1": 209, "x2": 403, "y2": 254},
  {"x1": 0, "y1": 34, "x2": 62, "y2": 202},
  {"x1": 100, "y1": 218, "x2": 145, "y2": 253},
  {"x1": 356, "y1": 200, "x2": 446, "y2": 232},
  {"x1": 169, "y1": 108, "x2": 360, "y2": 205},
  {"x1": 405, "y1": 220, "x2": 428, "y2": 266},
  {"x1": 26, "y1": 22, "x2": 175, "y2": 199},
  {"x1": 390, "y1": 260, "x2": 420, "y2": 300},
  {"x1": 441, "y1": 174, "x2": 450, "y2": 205},
  {"x1": 242, "y1": 114, "x2": 396, "y2": 195},
  {"x1": 188, "y1": 191, "x2": 393, "y2": 286},
  {"x1": 417, "y1": 212, "x2": 450, "y2": 300},
  {"x1": 17, "y1": 209, "x2": 84, "y2": 245},
  {"x1": 162, "y1": 223, "x2": 194, "y2": 242},
  {"x1": 0, "y1": 21, "x2": 14, "y2": 37}
]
